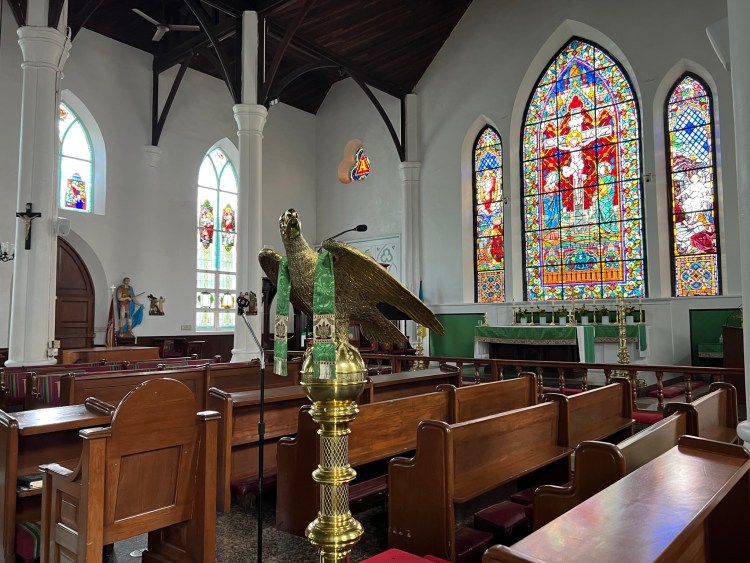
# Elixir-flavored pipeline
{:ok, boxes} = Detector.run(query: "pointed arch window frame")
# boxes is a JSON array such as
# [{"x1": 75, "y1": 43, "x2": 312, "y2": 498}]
[
  {"x1": 519, "y1": 36, "x2": 647, "y2": 301},
  {"x1": 58, "y1": 90, "x2": 107, "y2": 215},
  {"x1": 472, "y1": 126, "x2": 505, "y2": 303},
  {"x1": 664, "y1": 72, "x2": 721, "y2": 297},
  {"x1": 195, "y1": 143, "x2": 239, "y2": 332}
]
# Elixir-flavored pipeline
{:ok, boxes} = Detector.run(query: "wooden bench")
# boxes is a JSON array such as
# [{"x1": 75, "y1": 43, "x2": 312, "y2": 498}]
[
  {"x1": 366, "y1": 365, "x2": 461, "y2": 401},
  {"x1": 276, "y1": 375, "x2": 539, "y2": 535},
  {"x1": 40, "y1": 378, "x2": 219, "y2": 562},
  {"x1": 388, "y1": 399, "x2": 572, "y2": 561},
  {"x1": 0, "y1": 398, "x2": 115, "y2": 563},
  {"x1": 484, "y1": 436, "x2": 750, "y2": 562},
  {"x1": 533, "y1": 382, "x2": 739, "y2": 529},
  {"x1": 208, "y1": 385, "x2": 312, "y2": 512}
]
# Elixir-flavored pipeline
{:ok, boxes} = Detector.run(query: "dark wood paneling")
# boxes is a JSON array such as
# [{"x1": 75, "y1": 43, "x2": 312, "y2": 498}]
[{"x1": 136, "y1": 334, "x2": 234, "y2": 362}]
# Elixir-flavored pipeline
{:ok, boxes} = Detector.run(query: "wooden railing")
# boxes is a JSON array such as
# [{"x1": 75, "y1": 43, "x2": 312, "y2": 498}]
[{"x1": 268, "y1": 350, "x2": 743, "y2": 414}]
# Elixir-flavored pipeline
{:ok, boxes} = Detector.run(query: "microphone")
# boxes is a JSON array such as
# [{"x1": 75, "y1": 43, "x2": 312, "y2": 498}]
[{"x1": 326, "y1": 224, "x2": 367, "y2": 240}]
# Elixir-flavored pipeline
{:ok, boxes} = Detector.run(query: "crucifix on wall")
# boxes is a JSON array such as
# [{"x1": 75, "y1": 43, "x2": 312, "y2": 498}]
[{"x1": 16, "y1": 202, "x2": 42, "y2": 250}]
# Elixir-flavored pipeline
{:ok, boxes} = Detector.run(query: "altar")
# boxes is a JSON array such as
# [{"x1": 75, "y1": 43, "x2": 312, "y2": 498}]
[{"x1": 474, "y1": 324, "x2": 648, "y2": 364}]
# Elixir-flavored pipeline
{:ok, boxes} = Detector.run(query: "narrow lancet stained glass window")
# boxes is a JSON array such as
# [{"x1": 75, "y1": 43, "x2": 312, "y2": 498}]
[
  {"x1": 473, "y1": 127, "x2": 505, "y2": 302},
  {"x1": 521, "y1": 38, "x2": 645, "y2": 300},
  {"x1": 59, "y1": 103, "x2": 94, "y2": 213},
  {"x1": 666, "y1": 74, "x2": 720, "y2": 296},
  {"x1": 196, "y1": 147, "x2": 238, "y2": 330}
]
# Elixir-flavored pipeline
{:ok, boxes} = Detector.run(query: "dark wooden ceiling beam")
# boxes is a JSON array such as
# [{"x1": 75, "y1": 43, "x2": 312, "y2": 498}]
[
  {"x1": 153, "y1": 17, "x2": 235, "y2": 73},
  {"x1": 184, "y1": 0, "x2": 239, "y2": 102},
  {"x1": 267, "y1": 60, "x2": 337, "y2": 102},
  {"x1": 69, "y1": 0, "x2": 106, "y2": 39},
  {"x1": 152, "y1": 52, "x2": 195, "y2": 146},
  {"x1": 198, "y1": 0, "x2": 245, "y2": 17},
  {"x1": 6, "y1": 0, "x2": 26, "y2": 26},
  {"x1": 259, "y1": 0, "x2": 315, "y2": 106},
  {"x1": 350, "y1": 74, "x2": 404, "y2": 162},
  {"x1": 47, "y1": 0, "x2": 64, "y2": 28},
  {"x1": 266, "y1": 22, "x2": 408, "y2": 99}
]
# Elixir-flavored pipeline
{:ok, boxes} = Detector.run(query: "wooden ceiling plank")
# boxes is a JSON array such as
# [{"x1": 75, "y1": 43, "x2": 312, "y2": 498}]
[
  {"x1": 266, "y1": 22, "x2": 407, "y2": 99},
  {"x1": 69, "y1": 0, "x2": 106, "y2": 39}
]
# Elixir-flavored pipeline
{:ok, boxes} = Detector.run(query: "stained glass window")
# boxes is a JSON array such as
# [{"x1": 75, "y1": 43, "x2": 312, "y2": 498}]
[
  {"x1": 196, "y1": 147, "x2": 238, "y2": 330},
  {"x1": 473, "y1": 127, "x2": 505, "y2": 302},
  {"x1": 58, "y1": 103, "x2": 93, "y2": 213},
  {"x1": 666, "y1": 74, "x2": 720, "y2": 296},
  {"x1": 521, "y1": 38, "x2": 645, "y2": 301}
]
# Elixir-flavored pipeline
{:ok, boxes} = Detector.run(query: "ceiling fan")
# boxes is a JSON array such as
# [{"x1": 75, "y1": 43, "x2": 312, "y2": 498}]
[{"x1": 132, "y1": 8, "x2": 201, "y2": 42}]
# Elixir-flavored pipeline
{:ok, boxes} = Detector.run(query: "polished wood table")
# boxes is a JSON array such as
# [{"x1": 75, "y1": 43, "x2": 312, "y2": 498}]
[{"x1": 60, "y1": 346, "x2": 160, "y2": 364}]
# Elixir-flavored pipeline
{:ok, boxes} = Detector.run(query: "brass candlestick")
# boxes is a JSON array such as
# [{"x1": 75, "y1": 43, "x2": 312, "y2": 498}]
[
  {"x1": 614, "y1": 298, "x2": 631, "y2": 378},
  {"x1": 412, "y1": 323, "x2": 426, "y2": 371},
  {"x1": 301, "y1": 341, "x2": 367, "y2": 562}
]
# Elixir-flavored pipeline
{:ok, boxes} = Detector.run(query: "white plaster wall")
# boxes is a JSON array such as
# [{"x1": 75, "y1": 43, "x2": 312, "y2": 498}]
[
  {"x1": 314, "y1": 0, "x2": 738, "y2": 365},
  {"x1": 314, "y1": 78, "x2": 402, "y2": 243},
  {"x1": 0, "y1": 23, "x2": 315, "y2": 346}
]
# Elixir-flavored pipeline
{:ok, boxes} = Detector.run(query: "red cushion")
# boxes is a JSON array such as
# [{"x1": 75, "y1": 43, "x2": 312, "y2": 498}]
[
  {"x1": 16, "y1": 521, "x2": 41, "y2": 559},
  {"x1": 423, "y1": 557, "x2": 451, "y2": 563},
  {"x1": 362, "y1": 549, "x2": 435, "y2": 561},
  {"x1": 647, "y1": 380, "x2": 706, "y2": 398},
  {"x1": 455, "y1": 527, "x2": 494, "y2": 563},
  {"x1": 474, "y1": 501, "x2": 529, "y2": 543},
  {"x1": 510, "y1": 486, "x2": 536, "y2": 505},
  {"x1": 634, "y1": 411, "x2": 664, "y2": 425}
]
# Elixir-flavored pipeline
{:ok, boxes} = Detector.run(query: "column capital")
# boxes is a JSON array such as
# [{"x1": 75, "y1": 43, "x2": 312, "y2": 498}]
[
  {"x1": 399, "y1": 161, "x2": 422, "y2": 183},
  {"x1": 17, "y1": 26, "x2": 69, "y2": 71},
  {"x1": 233, "y1": 104, "x2": 268, "y2": 132}
]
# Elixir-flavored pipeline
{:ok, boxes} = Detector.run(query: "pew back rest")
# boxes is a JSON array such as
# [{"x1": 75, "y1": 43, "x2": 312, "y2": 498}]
[
  {"x1": 620, "y1": 411, "x2": 689, "y2": 474},
  {"x1": 565, "y1": 379, "x2": 632, "y2": 446},
  {"x1": 451, "y1": 401, "x2": 568, "y2": 502},
  {"x1": 60, "y1": 367, "x2": 207, "y2": 411},
  {"x1": 693, "y1": 382, "x2": 737, "y2": 442},
  {"x1": 440, "y1": 373, "x2": 537, "y2": 423}
]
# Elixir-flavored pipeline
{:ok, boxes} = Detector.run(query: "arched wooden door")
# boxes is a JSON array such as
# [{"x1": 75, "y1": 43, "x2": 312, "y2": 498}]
[{"x1": 55, "y1": 238, "x2": 95, "y2": 350}]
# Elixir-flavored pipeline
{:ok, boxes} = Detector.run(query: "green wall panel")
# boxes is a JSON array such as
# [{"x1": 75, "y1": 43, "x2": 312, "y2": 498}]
[
  {"x1": 430, "y1": 313, "x2": 484, "y2": 358},
  {"x1": 688, "y1": 308, "x2": 740, "y2": 366}
]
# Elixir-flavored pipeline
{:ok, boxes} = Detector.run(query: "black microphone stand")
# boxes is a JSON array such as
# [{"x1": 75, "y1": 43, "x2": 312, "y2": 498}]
[{"x1": 236, "y1": 298, "x2": 265, "y2": 563}]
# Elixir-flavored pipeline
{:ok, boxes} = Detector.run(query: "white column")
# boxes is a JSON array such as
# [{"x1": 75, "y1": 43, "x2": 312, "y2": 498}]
[
  {"x1": 232, "y1": 11, "x2": 267, "y2": 362},
  {"x1": 399, "y1": 94, "x2": 422, "y2": 344},
  {"x1": 728, "y1": 0, "x2": 750, "y2": 439},
  {"x1": 6, "y1": 25, "x2": 70, "y2": 367}
]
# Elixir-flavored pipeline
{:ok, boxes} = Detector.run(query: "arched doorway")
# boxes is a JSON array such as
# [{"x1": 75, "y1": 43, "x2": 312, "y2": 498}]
[{"x1": 55, "y1": 238, "x2": 95, "y2": 350}]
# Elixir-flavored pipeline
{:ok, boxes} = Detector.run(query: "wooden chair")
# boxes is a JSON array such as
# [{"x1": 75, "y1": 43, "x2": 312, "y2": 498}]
[
  {"x1": 39, "y1": 378, "x2": 220, "y2": 563},
  {"x1": 186, "y1": 340, "x2": 205, "y2": 359}
]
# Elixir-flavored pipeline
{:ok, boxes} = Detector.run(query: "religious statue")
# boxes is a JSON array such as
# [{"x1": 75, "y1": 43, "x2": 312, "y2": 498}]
[{"x1": 116, "y1": 277, "x2": 144, "y2": 336}]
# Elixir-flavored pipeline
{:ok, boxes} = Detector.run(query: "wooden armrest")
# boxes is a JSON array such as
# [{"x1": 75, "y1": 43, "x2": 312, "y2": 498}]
[
  {"x1": 84, "y1": 396, "x2": 116, "y2": 415},
  {"x1": 40, "y1": 463, "x2": 75, "y2": 478},
  {"x1": 80, "y1": 426, "x2": 112, "y2": 439}
]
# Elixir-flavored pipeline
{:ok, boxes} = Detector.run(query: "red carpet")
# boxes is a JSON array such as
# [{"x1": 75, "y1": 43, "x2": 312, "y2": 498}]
[{"x1": 647, "y1": 380, "x2": 706, "y2": 399}]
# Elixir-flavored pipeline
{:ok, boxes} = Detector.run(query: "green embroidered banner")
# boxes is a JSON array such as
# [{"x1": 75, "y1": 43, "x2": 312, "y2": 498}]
[
  {"x1": 273, "y1": 257, "x2": 290, "y2": 376},
  {"x1": 312, "y1": 250, "x2": 336, "y2": 379}
]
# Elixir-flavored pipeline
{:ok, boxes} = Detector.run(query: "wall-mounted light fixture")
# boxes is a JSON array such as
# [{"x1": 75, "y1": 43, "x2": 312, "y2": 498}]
[{"x1": 0, "y1": 242, "x2": 14, "y2": 262}]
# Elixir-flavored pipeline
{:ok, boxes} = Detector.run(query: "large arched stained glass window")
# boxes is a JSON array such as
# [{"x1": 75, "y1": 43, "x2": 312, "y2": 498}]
[
  {"x1": 59, "y1": 103, "x2": 94, "y2": 213},
  {"x1": 474, "y1": 127, "x2": 505, "y2": 302},
  {"x1": 196, "y1": 147, "x2": 238, "y2": 331},
  {"x1": 666, "y1": 74, "x2": 720, "y2": 296},
  {"x1": 522, "y1": 38, "x2": 645, "y2": 300}
]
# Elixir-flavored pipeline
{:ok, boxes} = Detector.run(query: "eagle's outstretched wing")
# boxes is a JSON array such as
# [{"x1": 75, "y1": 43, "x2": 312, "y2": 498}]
[
  {"x1": 258, "y1": 248, "x2": 312, "y2": 317},
  {"x1": 321, "y1": 239, "x2": 444, "y2": 341}
]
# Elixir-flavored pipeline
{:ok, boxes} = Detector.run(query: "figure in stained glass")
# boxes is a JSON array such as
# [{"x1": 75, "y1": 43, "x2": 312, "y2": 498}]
[
  {"x1": 666, "y1": 74, "x2": 720, "y2": 296},
  {"x1": 222, "y1": 203, "x2": 236, "y2": 252},
  {"x1": 199, "y1": 200, "x2": 215, "y2": 249},
  {"x1": 473, "y1": 127, "x2": 504, "y2": 302},
  {"x1": 64, "y1": 173, "x2": 87, "y2": 211},
  {"x1": 522, "y1": 39, "x2": 645, "y2": 300}
]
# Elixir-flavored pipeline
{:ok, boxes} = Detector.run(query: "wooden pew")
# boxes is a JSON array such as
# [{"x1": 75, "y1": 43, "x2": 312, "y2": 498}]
[
  {"x1": 208, "y1": 385, "x2": 312, "y2": 513},
  {"x1": 40, "y1": 378, "x2": 219, "y2": 563},
  {"x1": 484, "y1": 436, "x2": 750, "y2": 562},
  {"x1": 206, "y1": 359, "x2": 301, "y2": 391},
  {"x1": 388, "y1": 399, "x2": 572, "y2": 561},
  {"x1": 0, "y1": 398, "x2": 114, "y2": 563},
  {"x1": 533, "y1": 382, "x2": 739, "y2": 529},
  {"x1": 58, "y1": 366, "x2": 208, "y2": 411},
  {"x1": 558, "y1": 377, "x2": 633, "y2": 447},
  {"x1": 276, "y1": 375, "x2": 538, "y2": 535},
  {"x1": 663, "y1": 381, "x2": 738, "y2": 443},
  {"x1": 367, "y1": 365, "x2": 461, "y2": 401}
]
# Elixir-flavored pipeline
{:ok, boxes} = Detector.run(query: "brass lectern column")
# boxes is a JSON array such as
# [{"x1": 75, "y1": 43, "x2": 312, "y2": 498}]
[{"x1": 301, "y1": 341, "x2": 366, "y2": 562}]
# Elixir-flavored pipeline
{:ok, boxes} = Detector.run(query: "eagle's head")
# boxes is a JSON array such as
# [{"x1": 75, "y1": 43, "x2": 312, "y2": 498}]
[{"x1": 279, "y1": 209, "x2": 301, "y2": 241}]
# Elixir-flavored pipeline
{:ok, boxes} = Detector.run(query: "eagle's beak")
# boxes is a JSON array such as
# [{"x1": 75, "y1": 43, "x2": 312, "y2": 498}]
[{"x1": 279, "y1": 209, "x2": 301, "y2": 239}]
